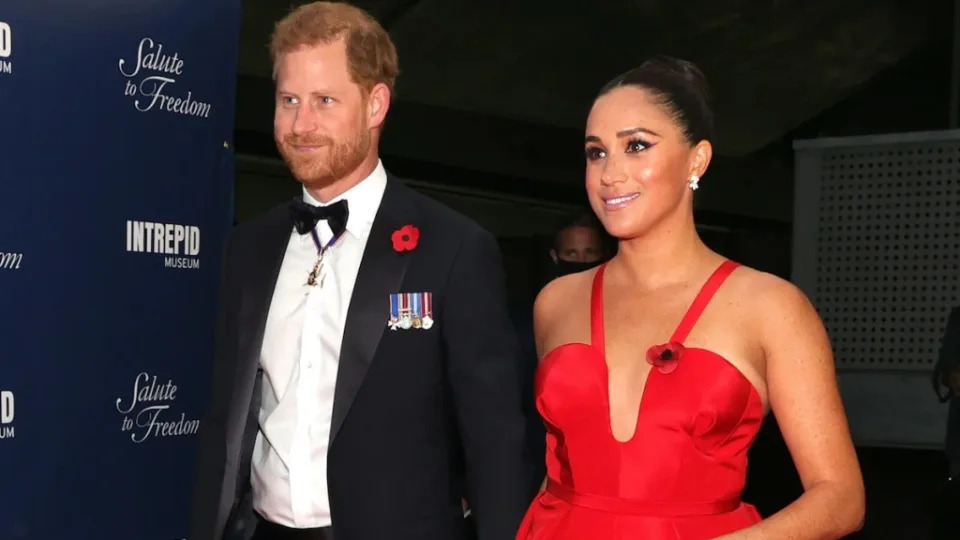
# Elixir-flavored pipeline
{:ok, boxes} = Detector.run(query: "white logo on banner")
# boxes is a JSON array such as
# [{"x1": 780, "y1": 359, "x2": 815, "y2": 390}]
[
  {"x1": 1, "y1": 391, "x2": 15, "y2": 440},
  {"x1": 126, "y1": 220, "x2": 201, "y2": 270},
  {"x1": 115, "y1": 373, "x2": 200, "y2": 443},
  {"x1": 0, "y1": 251, "x2": 22, "y2": 270},
  {"x1": 0, "y1": 22, "x2": 12, "y2": 75},
  {"x1": 118, "y1": 37, "x2": 212, "y2": 118}
]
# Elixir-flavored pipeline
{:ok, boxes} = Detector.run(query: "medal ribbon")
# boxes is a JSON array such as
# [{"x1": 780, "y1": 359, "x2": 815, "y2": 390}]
[
  {"x1": 412, "y1": 293, "x2": 422, "y2": 320},
  {"x1": 305, "y1": 228, "x2": 346, "y2": 286},
  {"x1": 309, "y1": 227, "x2": 345, "y2": 256},
  {"x1": 390, "y1": 293, "x2": 399, "y2": 321}
]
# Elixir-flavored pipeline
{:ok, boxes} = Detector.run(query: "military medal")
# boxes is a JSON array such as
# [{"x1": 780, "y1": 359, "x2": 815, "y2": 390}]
[
  {"x1": 305, "y1": 228, "x2": 343, "y2": 287},
  {"x1": 411, "y1": 292, "x2": 423, "y2": 328},
  {"x1": 306, "y1": 254, "x2": 324, "y2": 287},
  {"x1": 398, "y1": 293, "x2": 412, "y2": 329},
  {"x1": 388, "y1": 293, "x2": 400, "y2": 330},
  {"x1": 421, "y1": 292, "x2": 433, "y2": 329},
  {"x1": 387, "y1": 292, "x2": 434, "y2": 330}
]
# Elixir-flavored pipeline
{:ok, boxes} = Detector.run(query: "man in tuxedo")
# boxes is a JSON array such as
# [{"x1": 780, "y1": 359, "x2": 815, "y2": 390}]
[{"x1": 188, "y1": 3, "x2": 536, "y2": 540}]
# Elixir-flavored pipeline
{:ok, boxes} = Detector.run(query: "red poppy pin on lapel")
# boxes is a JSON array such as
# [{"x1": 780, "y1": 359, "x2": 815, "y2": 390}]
[{"x1": 392, "y1": 224, "x2": 419, "y2": 252}]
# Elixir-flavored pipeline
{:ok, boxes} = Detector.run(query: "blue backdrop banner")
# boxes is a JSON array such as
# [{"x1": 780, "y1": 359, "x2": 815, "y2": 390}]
[{"x1": 0, "y1": 1, "x2": 240, "y2": 538}]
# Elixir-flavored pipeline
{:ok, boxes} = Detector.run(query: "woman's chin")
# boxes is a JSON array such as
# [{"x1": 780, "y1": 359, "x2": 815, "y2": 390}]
[{"x1": 598, "y1": 217, "x2": 641, "y2": 241}]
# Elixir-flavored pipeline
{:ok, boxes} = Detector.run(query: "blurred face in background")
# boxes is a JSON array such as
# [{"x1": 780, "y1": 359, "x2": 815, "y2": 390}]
[{"x1": 550, "y1": 225, "x2": 605, "y2": 276}]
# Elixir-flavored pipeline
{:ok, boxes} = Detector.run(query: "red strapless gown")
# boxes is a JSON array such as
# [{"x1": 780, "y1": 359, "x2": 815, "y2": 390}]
[{"x1": 517, "y1": 260, "x2": 764, "y2": 540}]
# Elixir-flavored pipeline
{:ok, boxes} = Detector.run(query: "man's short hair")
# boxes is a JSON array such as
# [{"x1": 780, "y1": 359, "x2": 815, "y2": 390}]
[
  {"x1": 552, "y1": 212, "x2": 603, "y2": 251},
  {"x1": 270, "y1": 1, "x2": 400, "y2": 95}
]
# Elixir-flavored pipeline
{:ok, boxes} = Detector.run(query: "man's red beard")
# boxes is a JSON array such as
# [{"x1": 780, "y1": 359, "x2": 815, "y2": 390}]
[{"x1": 277, "y1": 125, "x2": 371, "y2": 190}]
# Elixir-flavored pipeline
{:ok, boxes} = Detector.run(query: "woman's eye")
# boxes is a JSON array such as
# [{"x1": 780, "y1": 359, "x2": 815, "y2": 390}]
[
  {"x1": 585, "y1": 147, "x2": 605, "y2": 160},
  {"x1": 626, "y1": 139, "x2": 651, "y2": 152}
]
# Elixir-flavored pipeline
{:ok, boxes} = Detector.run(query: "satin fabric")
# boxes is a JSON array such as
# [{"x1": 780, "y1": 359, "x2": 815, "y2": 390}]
[{"x1": 517, "y1": 260, "x2": 765, "y2": 539}]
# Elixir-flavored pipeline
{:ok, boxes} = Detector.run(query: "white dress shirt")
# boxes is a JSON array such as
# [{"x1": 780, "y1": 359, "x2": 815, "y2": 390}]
[{"x1": 251, "y1": 161, "x2": 387, "y2": 527}]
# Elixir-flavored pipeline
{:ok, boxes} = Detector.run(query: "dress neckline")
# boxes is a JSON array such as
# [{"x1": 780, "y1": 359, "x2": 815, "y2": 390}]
[{"x1": 589, "y1": 259, "x2": 741, "y2": 356}]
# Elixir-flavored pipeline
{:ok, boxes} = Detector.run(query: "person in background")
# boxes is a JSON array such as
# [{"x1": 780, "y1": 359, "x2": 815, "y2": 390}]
[
  {"x1": 932, "y1": 305, "x2": 960, "y2": 538},
  {"x1": 548, "y1": 212, "x2": 608, "y2": 279},
  {"x1": 934, "y1": 305, "x2": 960, "y2": 471}
]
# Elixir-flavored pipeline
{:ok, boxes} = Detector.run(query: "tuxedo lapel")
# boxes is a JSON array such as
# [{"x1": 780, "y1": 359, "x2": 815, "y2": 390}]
[
  {"x1": 330, "y1": 178, "x2": 414, "y2": 444},
  {"x1": 234, "y1": 205, "x2": 293, "y2": 413}
]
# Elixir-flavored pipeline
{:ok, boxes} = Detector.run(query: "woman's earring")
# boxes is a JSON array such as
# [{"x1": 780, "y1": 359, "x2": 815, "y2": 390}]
[{"x1": 689, "y1": 175, "x2": 700, "y2": 191}]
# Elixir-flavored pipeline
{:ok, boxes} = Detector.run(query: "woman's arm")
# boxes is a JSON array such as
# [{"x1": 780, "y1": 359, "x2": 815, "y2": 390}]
[
  {"x1": 532, "y1": 279, "x2": 559, "y2": 361},
  {"x1": 717, "y1": 278, "x2": 864, "y2": 539},
  {"x1": 531, "y1": 282, "x2": 555, "y2": 494},
  {"x1": 530, "y1": 275, "x2": 575, "y2": 494}
]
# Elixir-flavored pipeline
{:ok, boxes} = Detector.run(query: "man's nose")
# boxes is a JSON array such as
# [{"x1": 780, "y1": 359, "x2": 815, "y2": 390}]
[{"x1": 291, "y1": 104, "x2": 317, "y2": 135}]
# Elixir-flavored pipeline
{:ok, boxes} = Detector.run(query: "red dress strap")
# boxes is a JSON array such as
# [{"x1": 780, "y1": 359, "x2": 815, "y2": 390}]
[
  {"x1": 669, "y1": 260, "x2": 740, "y2": 344},
  {"x1": 590, "y1": 264, "x2": 607, "y2": 356}
]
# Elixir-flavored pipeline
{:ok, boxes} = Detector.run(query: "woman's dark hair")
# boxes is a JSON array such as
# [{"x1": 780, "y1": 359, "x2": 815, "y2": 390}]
[{"x1": 597, "y1": 55, "x2": 713, "y2": 145}]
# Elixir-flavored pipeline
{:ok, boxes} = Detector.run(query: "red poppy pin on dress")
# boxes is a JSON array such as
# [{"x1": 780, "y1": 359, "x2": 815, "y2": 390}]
[
  {"x1": 646, "y1": 342, "x2": 684, "y2": 374},
  {"x1": 392, "y1": 224, "x2": 419, "y2": 252}
]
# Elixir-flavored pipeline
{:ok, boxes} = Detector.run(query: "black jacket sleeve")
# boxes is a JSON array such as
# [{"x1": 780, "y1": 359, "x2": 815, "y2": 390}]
[
  {"x1": 441, "y1": 227, "x2": 537, "y2": 540},
  {"x1": 188, "y1": 229, "x2": 239, "y2": 540}
]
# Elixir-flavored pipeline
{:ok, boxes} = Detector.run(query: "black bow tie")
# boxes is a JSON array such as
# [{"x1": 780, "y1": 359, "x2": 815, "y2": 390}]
[{"x1": 290, "y1": 198, "x2": 349, "y2": 238}]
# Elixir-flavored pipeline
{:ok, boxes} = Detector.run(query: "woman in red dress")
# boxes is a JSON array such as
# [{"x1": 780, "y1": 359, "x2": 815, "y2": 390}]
[{"x1": 516, "y1": 57, "x2": 865, "y2": 539}]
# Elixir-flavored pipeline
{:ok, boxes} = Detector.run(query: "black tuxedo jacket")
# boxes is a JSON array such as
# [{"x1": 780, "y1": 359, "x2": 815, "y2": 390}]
[{"x1": 188, "y1": 176, "x2": 537, "y2": 540}]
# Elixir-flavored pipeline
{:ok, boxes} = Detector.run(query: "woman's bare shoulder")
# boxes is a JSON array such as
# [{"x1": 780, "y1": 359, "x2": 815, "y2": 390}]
[
  {"x1": 533, "y1": 267, "x2": 598, "y2": 350},
  {"x1": 720, "y1": 264, "x2": 802, "y2": 303},
  {"x1": 535, "y1": 268, "x2": 595, "y2": 315}
]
